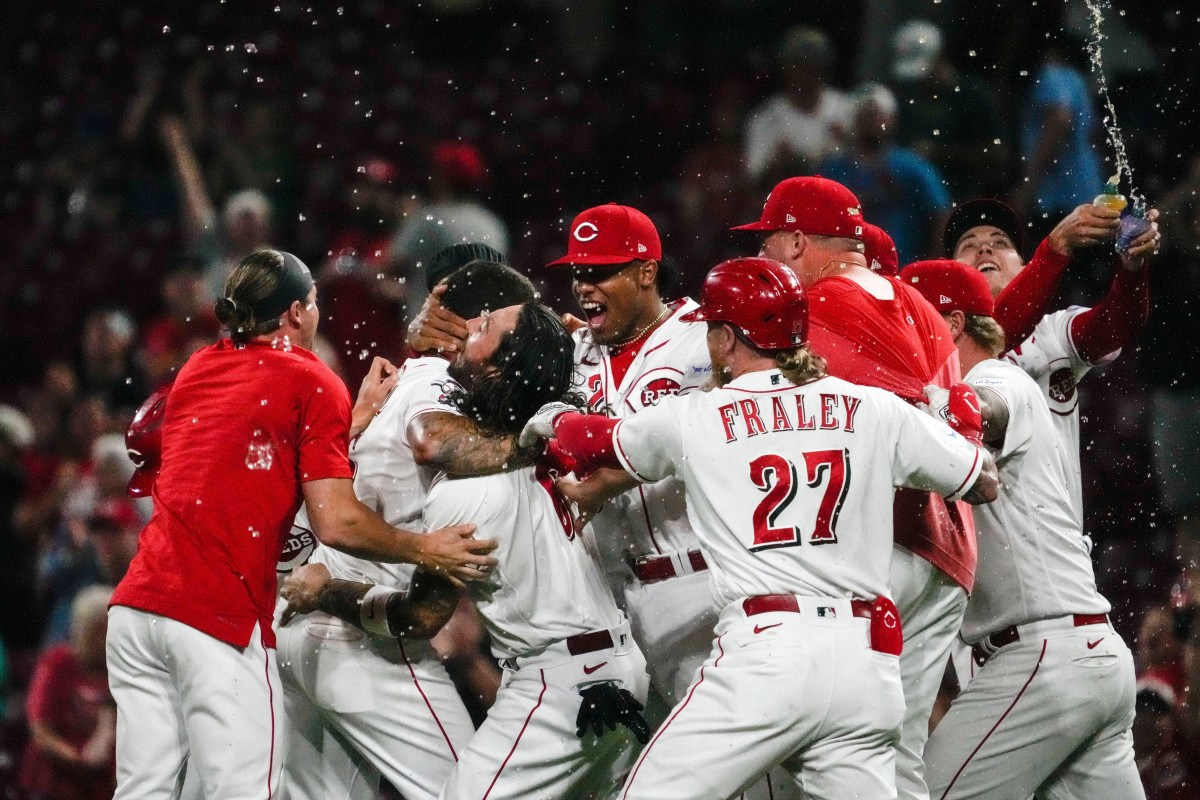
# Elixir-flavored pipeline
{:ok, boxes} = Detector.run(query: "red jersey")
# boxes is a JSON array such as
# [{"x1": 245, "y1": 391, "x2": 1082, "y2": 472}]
[
  {"x1": 807, "y1": 275, "x2": 976, "y2": 591},
  {"x1": 20, "y1": 643, "x2": 116, "y2": 800},
  {"x1": 111, "y1": 339, "x2": 353, "y2": 648}
]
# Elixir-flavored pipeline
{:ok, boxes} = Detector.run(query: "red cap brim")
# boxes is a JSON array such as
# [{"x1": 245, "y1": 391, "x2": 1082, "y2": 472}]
[
  {"x1": 545, "y1": 253, "x2": 640, "y2": 267},
  {"x1": 127, "y1": 467, "x2": 157, "y2": 498},
  {"x1": 730, "y1": 221, "x2": 776, "y2": 231}
]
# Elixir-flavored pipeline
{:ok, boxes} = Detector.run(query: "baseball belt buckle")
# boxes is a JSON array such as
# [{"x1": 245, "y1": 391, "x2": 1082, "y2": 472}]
[{"x1": 974, "y1": 636, "x2": 999, "y2": 666}]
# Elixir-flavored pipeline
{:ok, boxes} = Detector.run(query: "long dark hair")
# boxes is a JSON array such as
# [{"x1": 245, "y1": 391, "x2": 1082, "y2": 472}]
[
  {"x1": 447, "y1": 302, "x2": 582, "y2": 434},
  {"x1": 213, "y1": 250, "x2": 287, "y2": 343}
]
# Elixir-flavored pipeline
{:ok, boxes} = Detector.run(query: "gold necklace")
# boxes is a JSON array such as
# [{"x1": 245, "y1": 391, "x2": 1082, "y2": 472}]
[{"x1": 609, "y1": 305, "x2": 670, "y2": 349}]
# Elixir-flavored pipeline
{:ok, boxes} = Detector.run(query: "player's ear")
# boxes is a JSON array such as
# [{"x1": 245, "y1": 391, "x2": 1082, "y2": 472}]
[
  {"x1": 636, "y1": 260, "x2": 658, "y2": 290},
  {"x1": 945, "y1": 310, "x2": 965, "y2": 339}
]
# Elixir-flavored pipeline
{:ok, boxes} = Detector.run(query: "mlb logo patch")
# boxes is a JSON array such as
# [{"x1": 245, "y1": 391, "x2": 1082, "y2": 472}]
[
  {"x1": 771, "y1": 374, "x2": 782, "y2": 385},
  {"x1": 817, "y1": 606, "x2": 837, "y2": 618}
]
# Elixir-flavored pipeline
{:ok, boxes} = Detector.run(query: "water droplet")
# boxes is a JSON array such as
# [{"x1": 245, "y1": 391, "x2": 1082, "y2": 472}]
[
  {"x1": 162, "y1": 25, "x2": 171, "y2": 34},
  {"x1": 244, "y1": 42, "x2": 258, "y2": 53}
]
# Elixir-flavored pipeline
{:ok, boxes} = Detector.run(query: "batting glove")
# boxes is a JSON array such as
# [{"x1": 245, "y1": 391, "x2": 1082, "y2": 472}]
[
  {"x1": 947, "y1": 384, "x2": 984, "y2": 446},
  {"x1": 576, "y1": 682, "x2": 650, "y2": 744},
  {"x1": 921, "y1": 385, "x2": 950, "y2": 422},
  {"x1": 518, "y1": 401, "x2": 576, "y2": 449}
]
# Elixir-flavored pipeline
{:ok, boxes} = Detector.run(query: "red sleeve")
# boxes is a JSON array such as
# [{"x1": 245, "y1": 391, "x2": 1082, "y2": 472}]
[
  {"x1": 25, "y1": 646, "x2": 69, "y2": 724},
  {"x1": 297, "y1": 363, "x2": 354, "y2": 482},
  {"x1": 553, "y1": 413, "x2": 621, "y2": 474},
  {"x1": 1069, "y1": 266, "x2": 1150, "y2": 364},
  {"x1": 995, "y1": 238, "x2": 1071, "y2": 351}
]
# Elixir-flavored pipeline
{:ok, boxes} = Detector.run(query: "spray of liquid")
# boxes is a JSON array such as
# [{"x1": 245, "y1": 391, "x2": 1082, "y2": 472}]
[{"x1": 1083, "y1": 0, "x2": 1146, "y2": 215}]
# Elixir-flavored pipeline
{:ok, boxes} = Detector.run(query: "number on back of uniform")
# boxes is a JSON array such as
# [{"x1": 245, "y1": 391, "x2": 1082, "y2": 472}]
[{"x1": 748, "y1": 449, "x2": 850, "y2": 551}]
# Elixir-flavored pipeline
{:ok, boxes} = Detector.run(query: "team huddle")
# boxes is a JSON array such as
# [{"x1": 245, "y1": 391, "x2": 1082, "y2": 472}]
[{"x1": 107, "y1": 173, "x2": 1160, "y2": 800}]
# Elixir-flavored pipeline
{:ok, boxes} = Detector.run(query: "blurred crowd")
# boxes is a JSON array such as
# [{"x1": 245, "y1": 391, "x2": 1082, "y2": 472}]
[{"x1": 2, "y1": 0, "x2": 1199, "y2": 796}]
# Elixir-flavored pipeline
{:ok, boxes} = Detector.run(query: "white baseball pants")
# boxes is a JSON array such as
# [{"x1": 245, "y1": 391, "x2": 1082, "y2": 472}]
[
  {"x1": 890, "y1": 546, "x2": 969, "y2": 800},
  {"x1": 924, "y1": 619, "x2": 1144, "y2": 800},
  {"x1": 274, "y1": 609, "x2": 474, "y2": 800},
  {"x1": 107, "y1": 606, "x2": 283, "y2": 800},
  {"x1": 440, "y1": 629, "x2": 649, "y2": 800},
  {"x1": 620, "y1": 596, "x2": 905, "y2": 800}
]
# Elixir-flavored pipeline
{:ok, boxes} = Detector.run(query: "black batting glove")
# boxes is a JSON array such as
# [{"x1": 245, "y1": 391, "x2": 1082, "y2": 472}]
[{"x1": 576, "y1": 682, "x2": 651, "y2": 744}]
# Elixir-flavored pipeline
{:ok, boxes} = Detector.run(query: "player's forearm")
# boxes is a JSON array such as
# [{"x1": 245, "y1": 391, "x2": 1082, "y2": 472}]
[
  {"x1": 996, "y1": 239, "x2": 1071, "y2": 351},
  {"x1": 1069, "y1": 266, "x2": 1149, "y2": 363},
  {"x1": 312, "y1": 575, "x2": 456, "y2": 639},
  {"x1": 315, "y1": 503, "x2": 427, "y2": 564},
  {"x1": 961, "y1": 451, "x2": 999, "y2": 505},
  {"x1": 553, "y1": 413, "x2": 622, "y2": 473},
  {"x1": 409, "y1": 411, "x2": 534, "y2": 475}
]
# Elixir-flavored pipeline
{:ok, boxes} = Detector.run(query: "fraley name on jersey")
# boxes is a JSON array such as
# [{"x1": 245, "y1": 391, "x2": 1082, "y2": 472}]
[{"x1": 717, "y1": 391, "x2": 862, "y2": 443}]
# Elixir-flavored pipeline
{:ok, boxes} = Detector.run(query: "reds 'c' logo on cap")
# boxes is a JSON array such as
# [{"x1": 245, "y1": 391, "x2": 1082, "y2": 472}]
[{"x1": 573, "y1": 221, "x2": 600, "y2": 242}]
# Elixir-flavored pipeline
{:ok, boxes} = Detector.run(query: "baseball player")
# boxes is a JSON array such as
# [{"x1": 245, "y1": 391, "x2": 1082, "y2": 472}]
[
  {"x1": 526, "y1": 256, "x2": 998, "y2": 800},
  {"x1": 945, "y1": 198, "x2": 1157, "y2": 523},
  {"x1": 901, "y1": 259, "x2": 1143, "y2": 800},
  {"x1": 106, "y1": 250, "x2": 494, "y2": 800},
  {"x1": 282, "y1": 299, "x2": 652, "y2": 800},
  {"x1": 734, "y1": 176, "x2": 973, "y2": 800},
  {"x1": 275, "y1": 260, "x2": 538, "y2": 800}
]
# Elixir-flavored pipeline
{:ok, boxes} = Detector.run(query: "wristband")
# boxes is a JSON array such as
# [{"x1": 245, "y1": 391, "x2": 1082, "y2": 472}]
[{"x1": 358, "y1": 585, "x2": 402, "y2": 637}]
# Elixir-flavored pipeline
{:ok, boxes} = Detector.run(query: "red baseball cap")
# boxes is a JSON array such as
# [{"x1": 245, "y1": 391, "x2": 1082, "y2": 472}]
[
  {"x1": 732, "y1": 176, "x2": 865, "y2": 239},
  {"x1": 899, "y1": 259, "x2": 995, "y2": 316},
  {"x1": 546, "y1": 203, "x2": 663, "y2": 267},
  {"x1": 861, "y1": 222, "x2": 899, "y2": 276}
]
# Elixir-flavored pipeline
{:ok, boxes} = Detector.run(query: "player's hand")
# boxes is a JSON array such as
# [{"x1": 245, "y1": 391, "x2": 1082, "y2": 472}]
[
  {"x1": 350, "y1": 356, "x2": 400, "y2": 438},
  {"x1": 407, "y1": 283, "x2": 469, "y2": 355},
  {"x1": 417, "y1": 524, "x2": 498, "y2": 588},
  {"x1": 561, "y1": 312, "x2": 587, "y2": 333},
  {"x1": 946, "y1": 384, "x2": 984, "y2": 446},
  {"x1": 1046, "y1": 204, "x2": 1121, "y2": 257},
  {"x1": 280, "y1": 562, "x2": 333, "y2": 626},
  {"x1": 576, "y1": 682, "x2": 650, "y2": 744},
  {"x1": 555, "y1": 468, "x2": 636, "y2": 533},
  {"x1": 1118, "y1": 207, "x2": 1160, "y2": 271},
  {"x1": 518, "y1": 402, "x2": 576, "y2": 449},
  {"x1": 921, "y1": 385, "x2": 951, "y2": 422}
]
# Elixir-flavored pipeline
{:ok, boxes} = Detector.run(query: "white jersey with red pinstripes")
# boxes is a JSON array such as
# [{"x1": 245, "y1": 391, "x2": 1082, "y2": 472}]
[
  {"x1": 1003, "y1": 307, "x2": 1119, "y2": 526},
  {"x1": 960, "y1": 358, "x2": 1111, "y2": 643},
  {"x1": 611, "y1": 369, "x2": 984, "y2": 610},
  {"x1": 282, "y1": 356, "x2": 461, "y2": 589},
  {"x1": 571, "y1": 298, "x2": 713, "y2": 558}
]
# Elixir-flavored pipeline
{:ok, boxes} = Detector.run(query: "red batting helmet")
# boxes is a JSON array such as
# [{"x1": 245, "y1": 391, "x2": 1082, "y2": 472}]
[
  {"x1": 680, "y1": 258, "x2": 808, "y2": 350},
  {"x1": 126, "y1": 384, "x2": 171, "y2": 498}
]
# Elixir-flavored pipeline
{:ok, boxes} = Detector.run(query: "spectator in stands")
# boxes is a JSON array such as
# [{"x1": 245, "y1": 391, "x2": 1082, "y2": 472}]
[
  {"x1": 140, "y1": 259, "x2": 221, "y2": 388},
  {"x1": 391, "y1": 141, "x2": 509, "y2": 318},
  {"x1": 158, "y1": 114, "x2": 274, "y2": 302},
  {"x1": 1138, "y1": 606, "x2": 1187, "y2": 704},
  {"x1": 20, "y1": 585, "x2": 117, "y2": 800},
  {"x1": 743, "y1": 26, "x2": 849, "y2": 183},
  {"x1": 1012, "y1": 31, "x2": 1103, "y2": 236},
  {"x1": 1142, "y1": 156, "x2": 1200, "y2": 583},
  {"x1": 0, "y1": 406, "x2": 40, "y2": 670},
  {"x1": 74, "y1": 309, "x2": 148, "y2": 416},
  {"x1": 320, "y1": 157, "x2": 410, "y2": 388},
  {"x1": 820, "y1": 83, "x2": 952, "y2": 263},
  {"x1": 1133, "y1": 684, "x2": 1197, "y2": 800},
  {"x1": 888, "y1": 20, "x2": 1008, "y2": 198}
]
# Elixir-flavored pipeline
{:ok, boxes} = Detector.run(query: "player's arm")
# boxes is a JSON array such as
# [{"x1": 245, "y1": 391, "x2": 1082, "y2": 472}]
[
  {"x1": 302, "y1": 477, "x2": 496, "y2": 586},
  {"x1": 554, "y1": 467, "x2": 640, "y2": 532},
  {"x1": 408, "y1": 411, "x2": 537, "y2": 475},
  {"x1": 1068, "y1": 214, "x2": 1155, "y2": 363},
  {"x1": 894, "y1": 388, "x2": 998, "y2": 505},
  {"x1": 279, "y1": 562, "x2": 460, "y2": 639},
  {"x1": 407, "y1": 283, "x2": 470, "y2": 355}
]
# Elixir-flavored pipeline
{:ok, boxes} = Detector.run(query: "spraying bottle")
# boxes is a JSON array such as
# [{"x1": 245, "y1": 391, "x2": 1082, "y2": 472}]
[
  {"x1": 1092, "y1": 174, "x2": 1127, "y2": 213},
  {"x1": 1093, "y1": 174, "x2": 1149, "y2": 254}
]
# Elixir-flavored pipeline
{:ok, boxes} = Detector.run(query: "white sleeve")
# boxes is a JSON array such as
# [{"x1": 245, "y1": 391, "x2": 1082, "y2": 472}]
[
  {"x1": 424, "y1": 476, "x2": 498, "y2": 535},
  {"x1": 967, "y1": 365, "x2": 1038, "y2": 464},
  {"x1": 401, "y1": 364, "x2": 462, "y2": 429},
  {"x1": 611, "y1": 396, "x2": 686, "y2": 483},
  {"x1": 886, "y1": 394, "x2": 984, "y2": 502}
]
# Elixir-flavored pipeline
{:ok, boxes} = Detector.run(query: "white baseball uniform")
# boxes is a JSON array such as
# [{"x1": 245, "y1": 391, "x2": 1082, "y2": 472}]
[
  {"x1": 573, "y1": 299, "x2": 718, "y2": 705},
  {"x1": 609, "y1": 368, "x2": 984, "y2": 800},
  {"x1": 424, "y1": 466, "x2": 649, "y2": 800},
  {"x1": 923, "y1": 359, "x2": 1142, "y2": 800},
  {"x1": 1003, "y1": 307, "x2": 1119, "y2": 523},
  {"x1": 275, "y1": 356, "x2": 475, "y2": 800}
]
